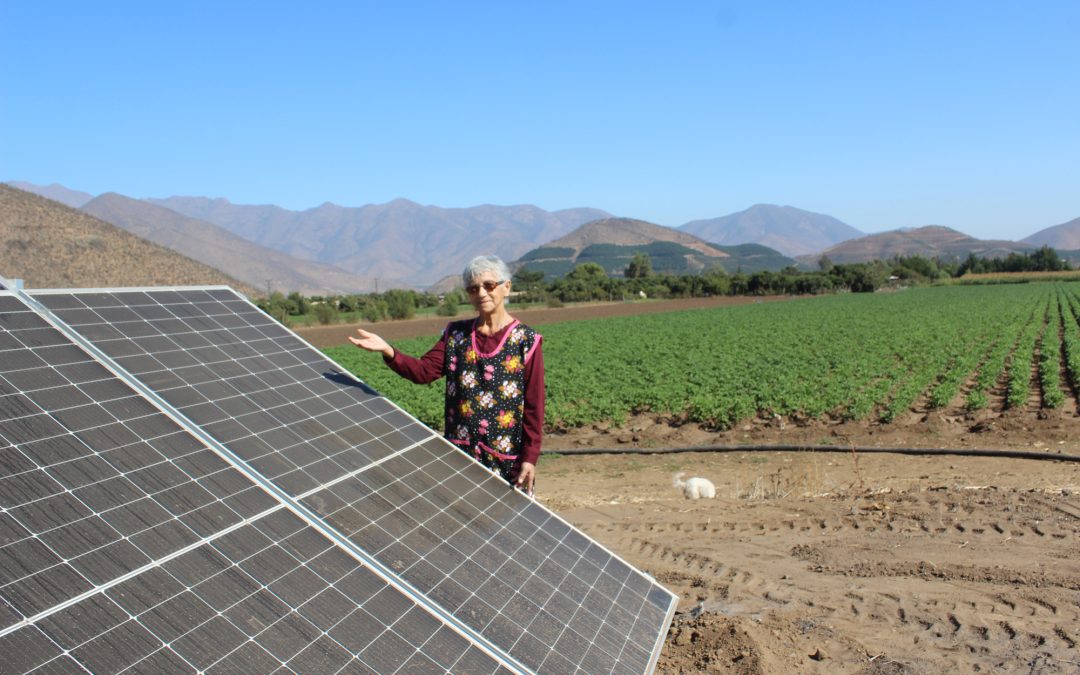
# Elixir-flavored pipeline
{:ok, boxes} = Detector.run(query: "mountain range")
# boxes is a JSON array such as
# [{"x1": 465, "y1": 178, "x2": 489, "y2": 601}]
[
  {"x1": 146, "y1": 196, "x2": 610, "y2": 288},
  {"x1": 5, "y1": 180, "x2": 1080, "y2": 293},
  {"x1": 0, "y1": 184, "x2": 253, "y2": 292},
  {"x1": 81, "y1": 193, "x2": 376, "y2": 296}
]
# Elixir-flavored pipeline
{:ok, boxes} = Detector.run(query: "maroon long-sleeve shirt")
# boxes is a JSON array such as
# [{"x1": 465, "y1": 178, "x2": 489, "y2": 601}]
[{"x1": 384, "y1": 320, "x2": 545, "y2": 465}]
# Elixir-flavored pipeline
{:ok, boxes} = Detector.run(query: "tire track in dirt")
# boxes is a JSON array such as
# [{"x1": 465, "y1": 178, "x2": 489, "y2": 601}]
[{"x1": 565, "y1": 484, "x2": 1080, "y2": 672}]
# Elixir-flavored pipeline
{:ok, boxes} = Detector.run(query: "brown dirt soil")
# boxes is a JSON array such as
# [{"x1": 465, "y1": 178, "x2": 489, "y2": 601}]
[
  {"x1": 542, "y1": 425, "x2": 1080, "y2": 674},
  {"x1": 300, "y1": 299, "x2": 1080, "y2": 674}
]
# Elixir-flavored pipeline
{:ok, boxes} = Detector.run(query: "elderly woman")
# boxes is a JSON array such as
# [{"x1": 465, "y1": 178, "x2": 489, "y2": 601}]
[{"x1": 350, "y1": 255, "x2": 544, "y2": 494}]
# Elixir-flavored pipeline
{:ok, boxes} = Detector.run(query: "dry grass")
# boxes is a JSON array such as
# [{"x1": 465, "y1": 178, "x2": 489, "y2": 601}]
[
  {"x1": 733, "y1": 455, "x2": 859, "y2": 500},
  {"x1": 954, "y1": 270, "x2": 1080, "y2": 284}
]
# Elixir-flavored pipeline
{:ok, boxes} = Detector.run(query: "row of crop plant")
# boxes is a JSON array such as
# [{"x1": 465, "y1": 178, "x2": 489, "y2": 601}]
[{"x1": 326, "y1": 283, "x2": 1080, "y2": 430}]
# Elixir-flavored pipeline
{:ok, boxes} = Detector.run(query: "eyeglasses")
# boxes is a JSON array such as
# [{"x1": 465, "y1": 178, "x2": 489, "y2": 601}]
[{"x1": 466, "y1": 280, "x2": 504, "y2": 295}]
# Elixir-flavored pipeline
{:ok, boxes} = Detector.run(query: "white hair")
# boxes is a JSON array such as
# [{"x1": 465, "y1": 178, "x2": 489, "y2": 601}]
[{"x1": 462, "y1": 255, "x2": 511, "y2": 286}]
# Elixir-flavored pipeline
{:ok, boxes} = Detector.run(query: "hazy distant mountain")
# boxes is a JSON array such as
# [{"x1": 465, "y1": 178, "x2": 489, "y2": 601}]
[
  {"x1": 515, "y1": 217, "x2": 793, "y2": 277},
  {"x1": 680, "y1": 204, "x2": 863, "y2": 257},
  {"x1": 82, "y1": 194, "x2": 377, "y2": 295},
  {"x1": 149, "y1": 196, "x2": 611, "y2": 286},
  {"x1": 6, "y1": 181, "x2": 94, "y2": 208},
  {"x1": 23, "y1": 180, "x2": 1075, "y2": 290},
  {"x1": 1022, "y1": 216, "x2": 1080, "y2": 250},
  {"x1": 0, "y1": 184, "x2": 252, "y2": 292},
  {"x1": 799, "y1": 225, "x2": 1033, "y2": 265}
]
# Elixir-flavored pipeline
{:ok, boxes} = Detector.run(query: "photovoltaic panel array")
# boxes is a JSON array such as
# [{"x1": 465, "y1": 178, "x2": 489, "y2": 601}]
[
  {"x1": 12, "y1": 286, "x2": 677, "y2": 673},
  {"x1": 0, "y1": 291, "x2": 509, "y2": 673}
]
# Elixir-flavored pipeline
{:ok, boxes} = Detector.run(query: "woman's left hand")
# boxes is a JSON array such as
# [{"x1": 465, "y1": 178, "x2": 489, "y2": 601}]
[{"x1": 516, "y1": 462, "x2": 535, "y2": 496}]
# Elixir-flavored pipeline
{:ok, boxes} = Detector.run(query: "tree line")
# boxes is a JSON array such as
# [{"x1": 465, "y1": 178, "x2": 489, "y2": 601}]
[{"x1": 255, "y1": 246, "x2": 1072, "y2": 324}]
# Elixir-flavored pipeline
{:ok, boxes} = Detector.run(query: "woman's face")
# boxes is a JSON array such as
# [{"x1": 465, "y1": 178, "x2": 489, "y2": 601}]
[{"x1": 466, "y1": 271, "x2": 509, "y2": 315}]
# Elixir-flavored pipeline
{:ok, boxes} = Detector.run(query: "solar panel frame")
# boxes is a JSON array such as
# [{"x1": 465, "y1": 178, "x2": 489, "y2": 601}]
[
  {"x1": 0, "y1": 290, "x2": 517, "y2": 674},
  {"x1": 24, "y1": 285, "x2": 679, "y2": 673}
]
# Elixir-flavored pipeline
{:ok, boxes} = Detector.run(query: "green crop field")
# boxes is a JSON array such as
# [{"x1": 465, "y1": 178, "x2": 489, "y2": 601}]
[{"x1": 325, "y1": 283, "x2": 1080, "y2": 431}]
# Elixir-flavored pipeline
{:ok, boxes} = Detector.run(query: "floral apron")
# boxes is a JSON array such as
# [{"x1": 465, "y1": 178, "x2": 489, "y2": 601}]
[{"x1": 442, "y1": 318, "x2": 538, "y2": 484}]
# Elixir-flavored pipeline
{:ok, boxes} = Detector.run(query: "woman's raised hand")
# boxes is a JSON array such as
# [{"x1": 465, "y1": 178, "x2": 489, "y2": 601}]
[{"x1": 349, "y1": 329, "x2": 395, "y2": 359}]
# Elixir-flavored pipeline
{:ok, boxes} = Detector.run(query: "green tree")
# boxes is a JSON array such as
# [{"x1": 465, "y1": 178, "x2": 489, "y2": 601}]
[
  {"x1": 339, "y1": 294, "x2": 362, "y2": 312},
  {"x1": 384, "y1": 289, "x2": 416, "y2": 320},
  {"x1": 624, "y1": 252, "x2": 653, "y2": 278},
  {"x1": 958, "y1": 252, "x2": 985, "y2": 276},
  {"x1": 436, "y1": 289, "x2": 465, "y2": 317},
  {"x1": 256, "y1": 291, "x2": 291, "y2": 324},
  {"x1": 553, "y1": 262, "x2": 611, "y2": 302},
  {"x1": 361, "y1": 299, "x2": 387, "y2": 322},
  {"x1": 286, "y1": 291, "x2": 310, "y2": 315},
  {"x1": 566, "y1": 262, "x2": 607, "y2": 282},
  {"x1": 313, "y1": 301, "x2": 339, "y2": 325},
  {"x1": 512, "y1": 267, "x2": 546, "y2": 289},
  {"x1": 700, "y1": 266, "x2": 731, "y2": 296},
  {"x1": 1030, "y1": 245, "x2": 1067, "y2": 271}
]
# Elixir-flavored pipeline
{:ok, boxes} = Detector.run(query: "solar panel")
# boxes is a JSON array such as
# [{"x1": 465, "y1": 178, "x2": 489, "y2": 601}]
[
  {"x1": 0, "y1": 291, "x2": 511, "y2": 673},
  {"x1": 15, "y1": 286, "x2": 677, "y2": 672}
]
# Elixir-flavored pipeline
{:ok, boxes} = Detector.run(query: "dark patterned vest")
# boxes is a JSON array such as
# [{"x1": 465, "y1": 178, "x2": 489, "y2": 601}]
[{"x1": 442, "y1": 318, "x2": 538, "y2": 482}]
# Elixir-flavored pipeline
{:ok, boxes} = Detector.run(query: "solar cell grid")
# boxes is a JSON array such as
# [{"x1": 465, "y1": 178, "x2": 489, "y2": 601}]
[
  {"x1": 36, "y1": 289, "x2": 435, "y2": 501},
  {"x1": 298, "y1": 437, "x2": 668, "y2": 673},
  {"x1": 1, "y1": 292, "x2": 514, "y2": 674},
  {"x1": 0, "y1": 304, "x2": 281, "y2": 630},
  {"x1": 23, "y1": 287, "x2": 678, "y2": 673},
  {"x1": 2, "y1": 509, "x2": 508, "y2": 674}
]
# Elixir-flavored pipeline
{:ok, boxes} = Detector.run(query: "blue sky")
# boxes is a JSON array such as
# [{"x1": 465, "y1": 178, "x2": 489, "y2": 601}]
[{"x1": 3, "y1": 1, "x2": 1077, "y2": 239}]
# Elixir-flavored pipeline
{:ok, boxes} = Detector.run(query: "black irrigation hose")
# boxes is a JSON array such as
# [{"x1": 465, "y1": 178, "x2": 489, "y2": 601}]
[{"x1": 543, "y1": 444, "x2": 1080, "y2": 463}]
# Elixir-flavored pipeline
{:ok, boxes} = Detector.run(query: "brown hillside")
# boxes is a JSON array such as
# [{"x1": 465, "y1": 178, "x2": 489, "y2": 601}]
[
  {"x1": 0, "y1": 184, "x2": 255, "y2": 294},
  {"x1": 546, "y1": 218, "x2": 730, "y2": 257},
  {"x1": 801, "y1": 225, "x2": 1030, "y2": 264},
  {"x1": 1023, "y1": 215, "x2": 1080, "y2": 249}
]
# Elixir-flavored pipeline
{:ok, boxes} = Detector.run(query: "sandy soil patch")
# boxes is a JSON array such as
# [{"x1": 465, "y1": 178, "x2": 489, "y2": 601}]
[{"x1": 543, "y1": 420, "x2": 1080, "y2": 674}]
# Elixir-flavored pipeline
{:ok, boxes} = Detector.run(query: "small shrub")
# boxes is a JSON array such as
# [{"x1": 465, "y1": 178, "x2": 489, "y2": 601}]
[
  {"x1": 313, "y1": 302, "x2": 339, "y2": 325},
  {"x1": 361, "y1": 301, "x2": 386, "y2": 323}
]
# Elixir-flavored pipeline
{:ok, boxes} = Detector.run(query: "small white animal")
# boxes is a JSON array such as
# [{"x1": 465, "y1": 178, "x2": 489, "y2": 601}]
[{"x1": 673, "y1": 472, "x2": 716, "y2": 500}]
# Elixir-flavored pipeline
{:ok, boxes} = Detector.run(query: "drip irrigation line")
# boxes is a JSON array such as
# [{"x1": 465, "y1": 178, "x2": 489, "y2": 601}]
[{"x1": 543, "y1": 444, "x2": 1080, "y2": 463}]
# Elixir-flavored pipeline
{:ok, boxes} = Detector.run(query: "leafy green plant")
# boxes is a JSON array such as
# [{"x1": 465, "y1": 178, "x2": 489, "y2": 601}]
[{"x1": 324, "y1": 283, "x2": 1079, "y2": 431}]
